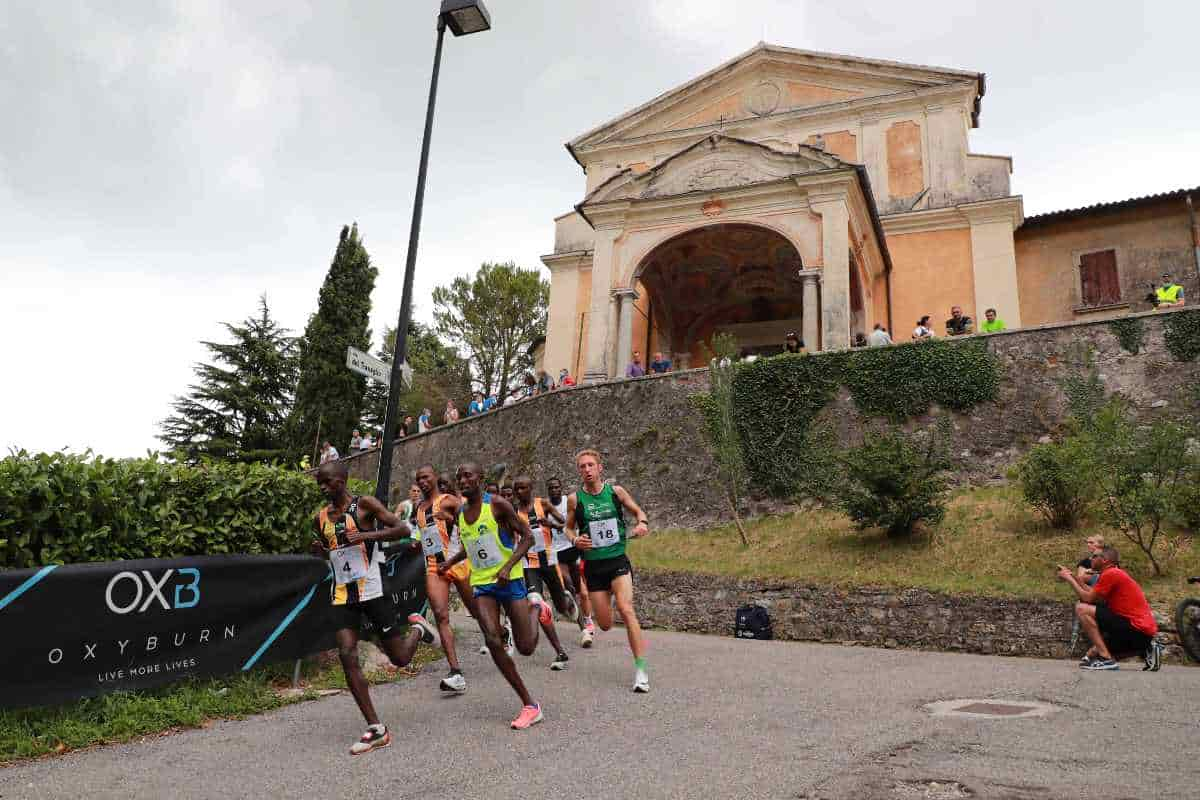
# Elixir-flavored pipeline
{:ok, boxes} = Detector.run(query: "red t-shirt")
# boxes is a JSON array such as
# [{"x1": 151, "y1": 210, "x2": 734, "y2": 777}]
[{"x1": 1094, "y1": 567, "x2": 1157, "y2": 635}]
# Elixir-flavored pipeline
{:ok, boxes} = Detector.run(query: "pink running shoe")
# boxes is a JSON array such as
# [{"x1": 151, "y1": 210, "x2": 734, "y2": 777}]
[
  {"x1": 528, "y1": 592, "x2": 553, "y2": 626},
  {"x1": 511, "y1": 703, "x2": 543, "y2": 731}
]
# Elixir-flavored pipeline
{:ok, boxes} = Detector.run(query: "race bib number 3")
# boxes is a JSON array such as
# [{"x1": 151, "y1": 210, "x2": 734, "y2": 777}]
[
  {"x1": 590, "y1": 518, "x2": 621, "y2": 548},
  {"x1": 330, "y1": 545, "x2": 370, "y2": 585},
  {"x1": 421, "y1": 524, "x2": 444, "y2": 557},
  {"x1": 469, "y1": 532, "x2": 504, "y2": 569}
]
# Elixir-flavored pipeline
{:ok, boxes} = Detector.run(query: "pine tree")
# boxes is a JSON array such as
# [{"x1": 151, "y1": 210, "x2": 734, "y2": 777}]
[
  {"x1": 432, "y1": 261, "x2": 549, "y2": 401},
  {"x1": 159, "y1": 295, "x2": 298, "y2": 463},
  {"x1": 288, "y1": 223, "x2": 378, "y2": 460},
  {"x1": 361, "y1": 316, "x2": 473, "y2": 433}
]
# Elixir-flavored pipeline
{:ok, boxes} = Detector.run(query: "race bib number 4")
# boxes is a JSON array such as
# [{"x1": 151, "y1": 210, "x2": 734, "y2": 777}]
[
  {"x1": 469, "y1": 531, "x2": 504, "y2": 569},
  {"x1": 590, "y1": 518, "x2": 621, "y2": 548},
  {"x1": 330, "y1": 545, "x2": 369, "y2": 585},
  {"x1": 421, "y1": 524, "x2": 444, "y2": 557}
]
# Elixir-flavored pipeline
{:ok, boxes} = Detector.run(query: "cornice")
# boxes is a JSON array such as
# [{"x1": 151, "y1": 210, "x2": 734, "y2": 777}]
[
  {"x1": 880, "y1": 195, "x2": 1024, "y2": 235},
  {"x1": 959, "y1": 195, "x2": 1024, "y2": 228},
  {"x1": 540, "y1": 250, "x2": 593, "y2": 272}
]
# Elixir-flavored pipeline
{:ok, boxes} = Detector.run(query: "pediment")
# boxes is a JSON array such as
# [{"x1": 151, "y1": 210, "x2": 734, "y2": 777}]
[
  {"x1": 571, "y1": 43, "x2": 982, "y2": 151},
  {"x1": 581, "y1": 134, "x2": 848, "y2": 205}
]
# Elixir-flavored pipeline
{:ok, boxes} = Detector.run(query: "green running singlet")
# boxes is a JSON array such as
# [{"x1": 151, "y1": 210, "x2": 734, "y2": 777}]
[
  {"x1": 457, "y1": 500, "x2": 514, "y2": 587},
  {"x1": 575, "y1": 483, "x2": 627, "y2": 562}
]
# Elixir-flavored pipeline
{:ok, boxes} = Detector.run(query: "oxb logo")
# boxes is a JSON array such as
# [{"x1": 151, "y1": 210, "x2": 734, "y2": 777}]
[{"x1": 104, "y1": 569, "x2": 201, "y2": 615}]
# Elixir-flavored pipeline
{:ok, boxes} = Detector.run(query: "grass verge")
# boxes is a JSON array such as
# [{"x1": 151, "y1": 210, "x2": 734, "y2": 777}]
[
  {"x1": 0, "y1": 643, "x2": 442, "y2": 764},
  {"x1": 630, "y1": 486, "x2": 1198, "y2": 606}
]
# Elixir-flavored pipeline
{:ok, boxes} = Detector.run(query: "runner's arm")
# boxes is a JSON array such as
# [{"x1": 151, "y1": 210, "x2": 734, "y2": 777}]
[
  {"x1": 613, "y1": 485, "x2": 650, "y2": 537},
  {"x1": 310, "y1": 516, "x2": 328, "y2": 556},
  {"x1": 565, "y1": 494, "x2": 588, "y2": 548},
  {"x1": 492, "y1": 497, "x2": 534, "y2": 579},
  {"x1": 349, "y1": 496, "x2": 414, "y2": 544},
  {"x1": 541, "y1": 499, "x2": 564, "y2": 528},
  {"x1": 440, "y1": 547, "x2": 467, "y2": 571}
]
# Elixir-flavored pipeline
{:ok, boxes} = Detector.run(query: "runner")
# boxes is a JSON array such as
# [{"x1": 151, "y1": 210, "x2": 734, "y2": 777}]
[
  {"x1": 476, "y1": 477, "x2": 515, "y2": 657},
  {"x1": 564, "y1": 449, "x2": 652, "y2": 692},
  {"x1": 437, "y1": 462, "x2": 556, "y2": 729},
  {"x1": 512, "y1": 475, "x2": 573, "y2": 671},
  {"x1": 499, "y1": 482, "x2": 514, "y2": 502},
  {"x1": 414, "y1": 464, "x2": 478, "y2": 693},
  {"x1": 311, "y1": 461, "x2": 439, "y2": 755},
  {"x1": 546, "y1": 476, "x2": 595, "y2": 646}
]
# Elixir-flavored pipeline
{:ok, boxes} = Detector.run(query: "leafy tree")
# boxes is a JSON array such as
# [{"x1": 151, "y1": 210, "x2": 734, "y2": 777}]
[
  {"x1": 361, "y1": 315, "x2": 472, "y2": 434},
  {"x1": 432, "y1": 261, "x2": 548, "y2": 401},
  {"x1": 159, "y1": 295, "x2": 297, "y2": 463},
  {"x1": 287, "y1": 224, "x2": 377, "y2": 460},
  {"x1": 1016, "y1": 436, "x2": 1098, "y2": 530},
  {"x1": 695, "y1": 333, "x2": 750, "y2": 545}
]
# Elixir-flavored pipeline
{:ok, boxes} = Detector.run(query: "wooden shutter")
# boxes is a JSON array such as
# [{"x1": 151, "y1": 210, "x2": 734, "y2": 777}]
[{"x1": 1079, "y1": 250, "x2": 1120, "y2": 306}]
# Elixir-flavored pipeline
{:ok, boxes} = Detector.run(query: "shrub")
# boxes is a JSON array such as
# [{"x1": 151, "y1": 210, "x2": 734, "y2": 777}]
[
  {"x1": 1016, "y1": 437, "x2": 1098, "y2": 529},
  {"x1": 833, "y1": 424, "x2": 951, "y2": 538},
  {"x1": 0, "y1": 451, "x2": 327, "y2": 569}
]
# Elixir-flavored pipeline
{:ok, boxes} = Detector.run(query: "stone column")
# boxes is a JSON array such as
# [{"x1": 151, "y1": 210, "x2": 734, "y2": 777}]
[
  {"x1": 583, "y1": 228, "x2": 619, "y2": 382},
  {"x1": 797, "y1": 268, "x2": 822, "y2": 351},
  {"x1": 613, "y1": 288, "x2": 638, "y2": 376},
  {"x1": 811, "y1": 196, "x2": 851, "y2": 350}
]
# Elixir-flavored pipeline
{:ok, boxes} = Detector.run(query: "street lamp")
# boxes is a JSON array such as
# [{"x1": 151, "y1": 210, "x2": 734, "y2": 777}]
[{"x1": 374, "y1": 0, "x2": 491, "y2": 507}]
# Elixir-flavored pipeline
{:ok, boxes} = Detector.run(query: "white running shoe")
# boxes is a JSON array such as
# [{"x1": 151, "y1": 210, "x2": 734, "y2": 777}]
[
  {"x1": 407, "y1": 613, "x2": 441, "y2": 650},
  {"x1": 633, "y1": 668, "x2": 650, "y2": 693},
  {"x1": 564, "y1": 593, "x2": 580, "y2": 625},
  {"x1": 440, "y1": 671, "x2": 467, "y2": 693},
  {"x1": 503, "y1": 619, "x2": 515, "y2": 657},
  {"x1": 579, "y1": 620, "x2": 595, "y2": 648}
]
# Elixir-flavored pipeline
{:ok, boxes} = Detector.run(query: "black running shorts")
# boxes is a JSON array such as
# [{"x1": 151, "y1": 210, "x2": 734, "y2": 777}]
[
  {"x1": 523, "y1": 564, "x2": 563, "y2": 597},
  {"x1": 332, "y1": 596, "x2": 404, "y2": 639},
  {"x1": 1096, "y1": 604, "x2": 1153, "y2": 655},
  {"x1": 583, "y1": 554, "x2": 632, "y2": 593},
  {"x1": 557, "y1": 546, "x2": 581, "y2": 569}
]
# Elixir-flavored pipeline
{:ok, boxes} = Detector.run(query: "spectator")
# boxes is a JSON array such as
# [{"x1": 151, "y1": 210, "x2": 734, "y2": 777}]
[
  {"x1": 649, "y1": 351, "x2": 672, "y2": 374},
  {"x1": 319, "y1": 441, "x2": 339, "y2": 464},
  {"x1": 1056, "y1": 545, "x2": 1161, "y2": 671},
  {"x1": 913, "y1": 316, "x2": 934, "y2": 340},
  {"x1": 468, "y1": 392, "x2": 484, "y2": 417},
  {"x1": 980, "y1": 308, "x2": 1006, "y2": 333},
  {"x1": 523, "y1": 373, "x2": 537, "y2": 397},
  {"x1": 503, "y1": 391, "x2": 518, "y2": 407},
  {"x1": 357, "y1": 432, "x2": 373, "y2": 452},
  {"x1": 483, "y1": 392, "x2": 497, "y2": 412},
  {"x1": 418, "y1": 408, "x2": 432, "y2": 433},
  {"x1": 349, "y1": 430, "x2": 362, "y2": 451},
  {"x1": 536, "y1": 370, "x2": 553, "y2": 394},
  {"x1": 558, "y1": 368, "x2": 575, "y2": 387},
  {"x1": 945, "y1": 305, "x2": 973, "y2": 336},
  {"x1": 852, "y1": 332, "x2": 868, "y2": 348},
  {"x1": 402, "y1": 415, "x2": 415, "y2": 436},
  {"x1": 1155, "y1": 273, "x2": 1185, "y2": 308},
  {"x1": 867, "y1": 323, "x2": 892, "y2": 347},
  {"x1": 1076, "y1": 535, "x2": 1106, "y2": 587},
  {"x1": 626, "y1": 351, "x2": 646, "y2": 378},
  {"x1": 395, "y1": 483, "x2": 421, "y2": 524},
  {"x1": 784, "y1": 332, "x2": 805, "y2": 354},
  {"x1": 444, "y1": 400, "x2": 460, "y2": 424}
]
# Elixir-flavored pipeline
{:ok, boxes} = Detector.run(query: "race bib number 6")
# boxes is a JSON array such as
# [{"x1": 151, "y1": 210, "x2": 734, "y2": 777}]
[
  {"x1": 469, "y1": 531, "x2": 504, "y2": 569},
  {"x1": 330, "y1": 545, "x2": 369, "y2": 585},
  {"x1": 590, "y1": 518, "x2": 621, "y2": 547}
]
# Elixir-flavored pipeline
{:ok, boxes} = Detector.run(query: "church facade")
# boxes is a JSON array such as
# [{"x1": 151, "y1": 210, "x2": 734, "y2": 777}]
[{"x1": 541, "y1": 44, "x2": 1200, "y2": 380}]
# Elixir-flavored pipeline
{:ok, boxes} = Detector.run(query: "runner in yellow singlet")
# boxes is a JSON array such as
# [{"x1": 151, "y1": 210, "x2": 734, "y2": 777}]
[
  {"x1": 437, "y1": 462, "x2": 555, "y2": 730},
  {"x1": 311, "y1": 461, "x2": 439, "y2": 755}
]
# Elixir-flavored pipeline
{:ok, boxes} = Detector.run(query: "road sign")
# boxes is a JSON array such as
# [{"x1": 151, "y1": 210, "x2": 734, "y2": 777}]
[{"x1": 346, "y1": 347, "x2": 412, "y2": 387}]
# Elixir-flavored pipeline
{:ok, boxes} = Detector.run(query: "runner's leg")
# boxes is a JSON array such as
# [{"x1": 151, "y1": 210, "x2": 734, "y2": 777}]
[
  {"x1": 378, "y1": 620, "x2": 426, "y2": 668},
  {"x1": 506, "y1": 597, "x2": 542, "y2": 656},
  {"x1": 425, "y1": 573, "x2": 459, "y2": 671},
  {"x1": 477, "y1": 594, "x2": 533, "y2": 706},
  {"x1": 590, "y1": 589, "x2": 615, "y2": 631},
  {"x1": 609, "y1": 573, "x2": 646, "y2": 659},
  {"x1": 336, "y1": 627, "x2": 379, "y2": 726},
  {"x1": 541, "y1": 564, "x2": 572, "y2": 617}
]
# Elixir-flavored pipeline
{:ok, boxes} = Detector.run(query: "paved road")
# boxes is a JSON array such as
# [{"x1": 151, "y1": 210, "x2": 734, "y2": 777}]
[{"x1": 3, "y1": 619, "x2": 1198, "y2": 800}]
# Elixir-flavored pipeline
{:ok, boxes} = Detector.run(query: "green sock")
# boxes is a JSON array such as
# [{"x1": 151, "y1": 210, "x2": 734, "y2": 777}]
[{"x1": 634, "y1": 656, "x2": 647, "y2": 670}]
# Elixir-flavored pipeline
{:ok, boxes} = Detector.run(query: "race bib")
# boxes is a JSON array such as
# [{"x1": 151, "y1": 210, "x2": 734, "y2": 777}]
[
  {"x1": 420, "y1": 523, "x2": 444, "y2": 557},
  {"x1": 469, "y1": 531, "x2": 504, "y2": 569},
  {"x1": 590, "y1": 518, "x2": 621, "y2": 548},
  {"x1": 330, "y1": 545, "x2": 369, "y2": 585},
  {"x1": 529, "y1": 526, "x2": 546, "y2": 553},
  {"x1": 551, "y1": 526, "x2": 571, "y2": 551}
]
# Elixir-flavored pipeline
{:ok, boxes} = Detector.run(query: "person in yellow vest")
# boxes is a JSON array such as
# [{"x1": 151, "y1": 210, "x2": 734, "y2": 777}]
[{"x1": 1155, "y1": 273, "x2": 1185, "y2": 308}]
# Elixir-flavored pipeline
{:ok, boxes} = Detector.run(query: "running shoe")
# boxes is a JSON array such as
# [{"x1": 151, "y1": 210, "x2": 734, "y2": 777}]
[
  {"x1": 564, "y1": 593, "x2": 580, "y2": 625},
  {"x1": 1083, "y1": 658, "x2": 1119, "y2": 671},
  {"x1": 550, "y1": 652, "x2": 569, "y2": 671},
  {"x1": 632, "y1": 668, "x2": 650, "y2": 693},
  {"x1": 440, "y1": 671, "x2": 467, "y2": 692},
  {"x1": 503, "y1": 619, "x2": 515, "y2": 657},
  {"x1": 528, "y1": 592, "x2": 553, "y2": 626},
  {"x1": 511, "y1": 703, "x2": 543, "y2": 730},
  {"x1": 407, "y1": 613, "x2": 440, "y2": 649},
  {"x1": 1143, "y1": 640, "x2": 1163, "y2": 672},
  {"x1": 579, "y1": 621, "x2": 595, "y2": 649},
  {"x1": 350, "y1": 725, "x2": 391, "y2": 755},
  {"x1": 479, "y1": 642, "x2": 489, "y2": 656},
  {"x1": 1079, "y1": 654, "x2": 1095, "y2": 668}
]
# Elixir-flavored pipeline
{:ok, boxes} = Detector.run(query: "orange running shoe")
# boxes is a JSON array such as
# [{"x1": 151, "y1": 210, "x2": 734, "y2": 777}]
[
  {"x1": 528, "y1": 592, "x2": 553, "y2": 626},
  {"x1": 511, "y1": 703, "x2": 543, "y2": 731}
]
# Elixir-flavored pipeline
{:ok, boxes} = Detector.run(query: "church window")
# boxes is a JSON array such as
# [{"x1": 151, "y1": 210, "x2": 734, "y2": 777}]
[{"x1": 1078, "y1": 249, "x2": 1121, "y2": 307}]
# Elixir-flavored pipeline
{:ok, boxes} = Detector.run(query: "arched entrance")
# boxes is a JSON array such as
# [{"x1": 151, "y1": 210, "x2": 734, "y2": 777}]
[{"x1": 633, "y1": 223, "x2": 808, "y2": 366}]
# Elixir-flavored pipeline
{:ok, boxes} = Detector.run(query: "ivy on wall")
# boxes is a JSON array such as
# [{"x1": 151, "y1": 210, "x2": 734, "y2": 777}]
[
  {"x1": 729, "y1": 339, "x2": 1000, "y2": 498},
  {"x1": 1108, "y1": 317, "x2": 1145, "y2": 355},
  {"x1": 1163, "y1": 309, "x2": 1200, "y2": 362}
]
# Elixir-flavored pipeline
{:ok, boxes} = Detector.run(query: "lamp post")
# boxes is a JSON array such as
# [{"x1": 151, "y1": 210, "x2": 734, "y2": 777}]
[{"x1": 375, "y1": 0, "x2": 491, "y2": 506}]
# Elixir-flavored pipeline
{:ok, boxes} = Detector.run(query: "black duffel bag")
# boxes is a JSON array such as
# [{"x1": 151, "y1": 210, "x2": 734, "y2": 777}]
[{"x1": 734, "y1": 604, "x2": 773, "y2": 640}]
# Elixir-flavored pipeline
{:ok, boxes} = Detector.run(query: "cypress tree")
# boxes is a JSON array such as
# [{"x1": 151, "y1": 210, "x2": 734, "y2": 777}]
[{"x1": 288, "y1": 223, "x2": 377, "y2": 460}]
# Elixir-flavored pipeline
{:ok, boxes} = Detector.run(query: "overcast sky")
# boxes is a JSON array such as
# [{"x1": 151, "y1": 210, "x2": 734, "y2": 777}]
[{"x1": 3, "y1": 0, "x2": 1198, "y2": 458}]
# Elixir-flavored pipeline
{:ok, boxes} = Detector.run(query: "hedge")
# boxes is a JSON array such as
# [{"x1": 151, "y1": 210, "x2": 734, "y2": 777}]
[{"x1": 0, "y1": 452, "x2": 371, "y2": 570}]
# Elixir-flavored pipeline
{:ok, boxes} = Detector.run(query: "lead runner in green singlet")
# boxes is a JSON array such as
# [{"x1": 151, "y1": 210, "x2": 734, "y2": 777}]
[{"x1": 565, "y1": 448, "x2": 652, "y2": 693}]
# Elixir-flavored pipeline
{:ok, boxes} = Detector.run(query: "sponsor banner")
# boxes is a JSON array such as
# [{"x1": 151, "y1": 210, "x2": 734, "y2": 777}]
[{"x1": 0, "y1": 548, "x2": 426, "y2": 709}]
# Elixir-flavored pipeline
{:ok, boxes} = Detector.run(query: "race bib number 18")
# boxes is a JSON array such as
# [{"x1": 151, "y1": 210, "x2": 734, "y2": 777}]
[
  {"x1": 330, "y1": 545, "x2": 369, "y2": 585},
  {"x1": 590, "y1": 518, "x2": 621, "y2": 547}
]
